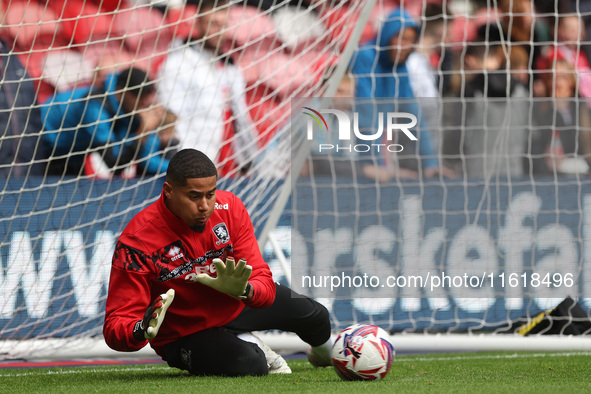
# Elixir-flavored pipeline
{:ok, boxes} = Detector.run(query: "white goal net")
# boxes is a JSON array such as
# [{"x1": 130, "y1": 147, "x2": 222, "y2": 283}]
[{"x1": 2, "y1": 0, "x2": 591, "y2": 361}]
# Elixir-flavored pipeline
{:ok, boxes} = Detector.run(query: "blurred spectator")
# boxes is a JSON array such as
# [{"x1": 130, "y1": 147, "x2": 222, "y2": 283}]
[
  {"x1": 41, "y1": 67, "x2": 170, "y2": 178},
  {"x1": 447, "y1": 24, "x2": 505, "y2": 95},
  {"x1": 508, "y1": 45, "x2": 531, "y2": 88},
  {"x1": 0, "y1": 38, "x2": 47, "y2": 178},
  {"x1": 407, "y1": 3, "x2": 448, "y2": 154},
  {"x1": 351, "y1": 8, "x2": 455, "y2": 182},
  {"x1": 568, "y1": 0, "x2": 591, "y2": 66},
  {"x1": 157, "y1": 0, "x2": 257, "y2": 177},
  {"x1": 536, "y1": 0, "x2": 571, "y2": 35},
  {"x1": 526, "y1": 59, "x2": 591, "y2": 175},
  {"x1": 409, "y1": 3, "x2": 449, "y2": 83},
  {"x1": 445, "y1": 6, "x2": 503, "y2": 96},
  {"x1": 537, "y1": 14, "x2": 591, "y2": 105},
  {"x1": 442, "y1": 30, "x2": 530, "y2": 178},
  {"x1": 499, "y1": 0, "x2": 550, "y2": 77},
  {"x1": 271, "y1": 0, "x2": 327, "y2": 52}
]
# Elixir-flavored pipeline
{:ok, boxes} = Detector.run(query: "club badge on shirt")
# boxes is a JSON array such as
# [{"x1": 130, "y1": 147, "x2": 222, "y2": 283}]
[{"x1": 213, "y1": 222, "x2": 230, "y2": 245}]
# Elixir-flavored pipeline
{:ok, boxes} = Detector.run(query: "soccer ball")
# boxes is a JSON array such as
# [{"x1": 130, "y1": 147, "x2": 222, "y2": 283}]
[{"x1": 330, "y1": 324, "x2": 395, "y2": 381}]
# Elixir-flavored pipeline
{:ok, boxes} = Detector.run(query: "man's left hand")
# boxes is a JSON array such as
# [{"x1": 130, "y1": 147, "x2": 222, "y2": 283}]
[{"x1": 195, "y1": 257, "x2": 252, "y2": 299}]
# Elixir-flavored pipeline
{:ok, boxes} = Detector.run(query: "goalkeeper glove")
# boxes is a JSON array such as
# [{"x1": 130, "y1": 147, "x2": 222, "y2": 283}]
[
  {"x1": 195, "y1": 257, "x2": 252, "y2": 299},
  {"x1": 132, "y1": 288, "x2": 175, "y2": 341}
]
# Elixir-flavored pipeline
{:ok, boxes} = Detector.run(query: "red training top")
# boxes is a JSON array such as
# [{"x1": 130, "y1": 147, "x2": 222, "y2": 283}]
[{"x1": 103, "y1": 190, "x2": 276, "y2": 356}]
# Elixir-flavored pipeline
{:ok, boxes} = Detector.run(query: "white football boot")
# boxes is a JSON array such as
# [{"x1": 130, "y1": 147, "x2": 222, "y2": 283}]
[{"x1": 306, "y1": 339, "x2": 334, "y2": 367}]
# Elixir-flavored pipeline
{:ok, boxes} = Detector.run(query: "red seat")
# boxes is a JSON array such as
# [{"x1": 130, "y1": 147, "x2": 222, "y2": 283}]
[
  {"x1": 1, "y1": 1, "x2": 68, "y2": 102},
  {"x1": 165, "y1": 5, "x2": 198, "y2": 41},
  {"x1": 226, "y1": 6, "x2": 278, "y2": 48},
  {"x1": 1, "y1": 1, "x2": 61, "y2": 49},
  {"x1": 237, "y1": 45, "x2": 329, "y2": 100},
  {"x1": 52, "y1": 0, "x2": 125, "y2": 13},
  {"x1": 320, "y1": 6, "x2": 377, "y2": 48},
  {"x1": 113, "y1": 5, "x2": 173, "y2": 76},
  {"x1": 54, "y1": 0, "x2": 117, "y2": 44},
  {"x1": 94, "y1": 0, "x2": 125, "y2": 12},
  {"x1": 114, "y1": 5, "x2": 172, "y2": 52}
]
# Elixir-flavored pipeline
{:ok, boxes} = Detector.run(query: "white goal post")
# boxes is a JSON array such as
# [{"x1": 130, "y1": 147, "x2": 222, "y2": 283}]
[{"x1": 2, "y1": 0, "x2": 591, "y2": 362}]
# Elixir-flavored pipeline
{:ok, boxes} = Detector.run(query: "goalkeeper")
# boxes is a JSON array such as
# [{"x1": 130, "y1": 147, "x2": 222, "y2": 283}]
[{"x1": 103, "y1": 149, "x2": 332, "y2": 376}]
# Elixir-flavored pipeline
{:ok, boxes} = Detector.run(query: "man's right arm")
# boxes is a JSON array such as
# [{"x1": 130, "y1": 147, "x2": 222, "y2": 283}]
[{"x1": 103, "y1": 241, "x2": 154, "y2": 352}]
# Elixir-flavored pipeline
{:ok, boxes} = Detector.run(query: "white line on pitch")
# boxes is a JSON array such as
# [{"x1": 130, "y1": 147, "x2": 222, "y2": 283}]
[
  {"x1": 394, "y1": 351, "x2": 591, "y2": 362},
  {"x1": 0, "y1": 365, "x2": 170, "y2": 378},
  {"x1": 2, "y1": 351, "x2": 591, "y2": 377}
]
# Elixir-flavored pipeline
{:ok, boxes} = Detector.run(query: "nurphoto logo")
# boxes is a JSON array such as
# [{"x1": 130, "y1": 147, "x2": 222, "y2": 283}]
[{"x1": 303, "y1": 107, "x2": 418, "y2": 154}]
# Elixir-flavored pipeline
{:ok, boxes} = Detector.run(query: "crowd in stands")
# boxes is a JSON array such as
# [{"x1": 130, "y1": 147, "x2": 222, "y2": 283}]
[{"x1": 0, "y1": 0, "x2": 589, "y2": 180}]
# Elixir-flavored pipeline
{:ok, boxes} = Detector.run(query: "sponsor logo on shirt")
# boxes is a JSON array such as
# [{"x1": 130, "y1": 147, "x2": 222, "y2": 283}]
[
  {"x1": 167, "y1": 245, "x2": 184, "y2": 261},
  {"x1": 215, "y1": 202, "x2": 229, "y2": 209},
  {"x1": 157, "y1": 244, "x2": 234, "y2": 282}
]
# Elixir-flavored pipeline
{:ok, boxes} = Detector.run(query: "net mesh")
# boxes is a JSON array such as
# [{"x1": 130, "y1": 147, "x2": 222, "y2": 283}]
[
  {"x1": 2, "y1": 0, "x2": 591, "y2": 360},
  {"x1": 0, "y1": 0, "x2": 366, "y2": 359},
  {"x1": 291, "y1": 0, "x2": 591, "y2": 336}
]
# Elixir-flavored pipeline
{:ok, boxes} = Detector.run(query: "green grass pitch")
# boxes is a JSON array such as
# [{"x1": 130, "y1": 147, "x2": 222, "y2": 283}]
[{"x1": 1, "y1": 351, "x2": 590, "y2": 393}]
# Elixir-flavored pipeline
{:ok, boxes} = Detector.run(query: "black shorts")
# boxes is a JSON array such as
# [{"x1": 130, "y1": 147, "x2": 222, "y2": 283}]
[{"x1": 161, "y1": 283, "x2": 330, "y2": 376}]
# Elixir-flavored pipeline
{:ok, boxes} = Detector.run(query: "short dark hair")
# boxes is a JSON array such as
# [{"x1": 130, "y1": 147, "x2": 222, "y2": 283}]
[
  {"x1": 465, "y1": 24, "x2": 503, "y2": 59},
  {"x1": 422, "y1": 3, "x2": 446, "y2": 36},
  {"x1": 116, "y1": 67, "x2": 154, "y2": 98},
  {"x1": 475, "y1": 23, "x2": 502, "y2": 46},
  {"x1": 166, "y1": 149, "x2": 218, "y2": 186},
  {"x1": 465, "y1": 42, "x2": 501, "y2": 59}
]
